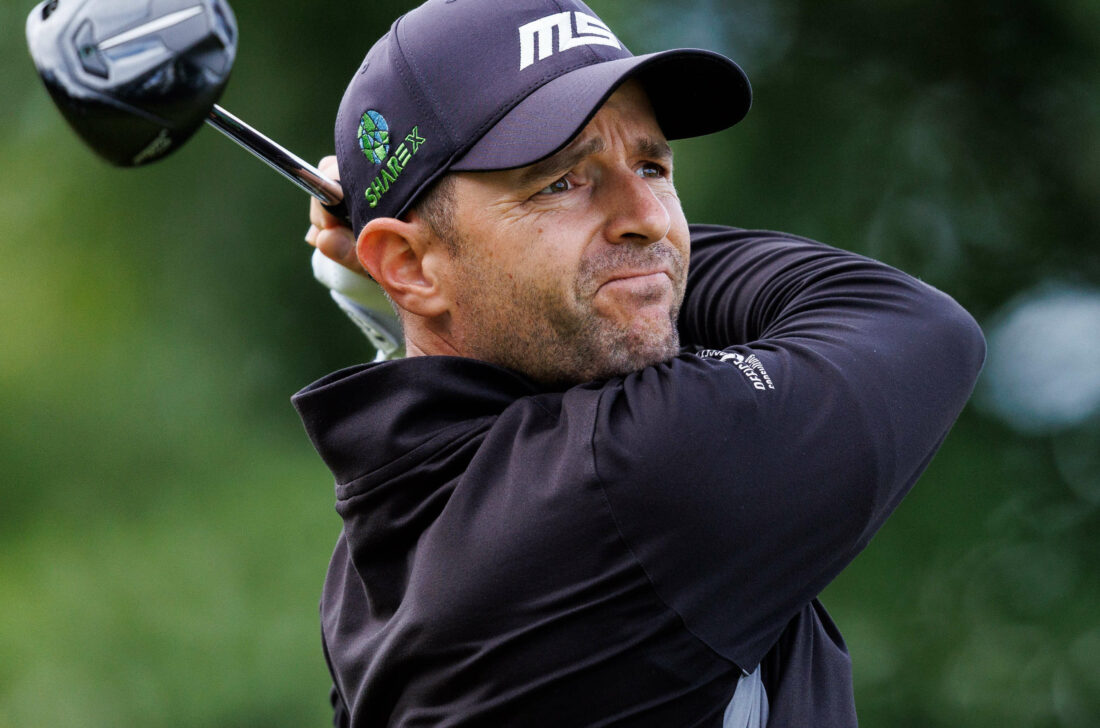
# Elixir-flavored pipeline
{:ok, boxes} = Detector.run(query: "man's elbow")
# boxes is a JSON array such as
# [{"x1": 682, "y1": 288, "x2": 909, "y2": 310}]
[
  {"x1": 938, "y1": 293, "x2": 987, "y2": 385},
  {"x1": 915, "y1": 283, "x2": 987, "y2": 388}
]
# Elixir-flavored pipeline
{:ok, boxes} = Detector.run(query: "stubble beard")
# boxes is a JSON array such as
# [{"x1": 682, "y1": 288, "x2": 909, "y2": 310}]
[{"x1": 449, "y1": 237, "x2": 686, "y2": 385}]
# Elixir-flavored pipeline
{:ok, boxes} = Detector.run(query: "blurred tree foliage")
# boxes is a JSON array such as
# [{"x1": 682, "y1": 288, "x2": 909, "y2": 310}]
[{"x1": 1, "y1": 0, "x2": 1097, "y2": 726}]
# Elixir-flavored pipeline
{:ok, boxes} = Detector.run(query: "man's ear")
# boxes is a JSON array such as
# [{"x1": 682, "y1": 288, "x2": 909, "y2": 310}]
[{"x1": 356, "y1": 217, "x2": 449, "y2": 318}]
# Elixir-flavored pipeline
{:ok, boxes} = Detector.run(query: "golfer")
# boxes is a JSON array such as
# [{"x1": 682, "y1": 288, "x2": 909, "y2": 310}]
[{"x1": 297, "y1": 0, "x2": 986, "y2": 725}]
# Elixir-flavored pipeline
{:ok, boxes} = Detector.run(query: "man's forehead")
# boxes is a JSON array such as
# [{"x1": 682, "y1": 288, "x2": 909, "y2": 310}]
[
  {"x1": 570, "y1": 83, "x2": 666, "y2": 149},
  {"x1": 592, "y1": 79, "x2": 660, "y2": 131}
]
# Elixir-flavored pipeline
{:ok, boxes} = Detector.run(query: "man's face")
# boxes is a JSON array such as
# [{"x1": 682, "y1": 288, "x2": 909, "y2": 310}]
[{"x1": 435, "y1": 81, "x2": 691, "y2": 384}]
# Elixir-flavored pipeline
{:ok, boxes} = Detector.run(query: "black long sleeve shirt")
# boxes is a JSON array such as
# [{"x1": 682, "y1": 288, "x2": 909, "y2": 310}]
[{"x1": 293, "y1": 225, "x2": 986, "y2": 726}]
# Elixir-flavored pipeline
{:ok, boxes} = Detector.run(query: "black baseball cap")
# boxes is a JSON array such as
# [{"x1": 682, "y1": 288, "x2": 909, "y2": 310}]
[{"x1": 335, "y1": 0, "x2": 752, "y2": 234}]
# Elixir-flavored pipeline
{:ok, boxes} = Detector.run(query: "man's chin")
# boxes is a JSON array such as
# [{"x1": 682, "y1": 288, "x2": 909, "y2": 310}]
[
  {"x1": 585, "y1": 320, "x2": 681, "y2": 380},
  {"x1": 477, "y1": 301, "x2": 681, "y2": 385}
]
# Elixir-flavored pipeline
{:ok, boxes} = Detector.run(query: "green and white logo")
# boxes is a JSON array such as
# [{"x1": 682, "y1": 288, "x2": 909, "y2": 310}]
[
  {"x1": 358, "y1": 110, "x2": 390, "y2": 164},
  {"x1": 362, "y1": 125, "x2": 428, "y2": 210}
]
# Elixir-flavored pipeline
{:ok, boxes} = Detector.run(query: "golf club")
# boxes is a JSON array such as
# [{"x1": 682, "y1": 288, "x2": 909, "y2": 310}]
[{"x1": 26, "y1": 0, "x2": 402, "y2": 361}]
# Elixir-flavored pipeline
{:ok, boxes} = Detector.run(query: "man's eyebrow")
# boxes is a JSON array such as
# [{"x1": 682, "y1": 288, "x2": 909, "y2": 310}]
[
  {"x1": 517, "y1": 137, "x2": 606, "y2": 188},
  {"x1": 515, "y1": 134, "x2": 674, "y2": 189},
  {"x1": 636, "y1": 137, "x2": 673, "y2": 164}
]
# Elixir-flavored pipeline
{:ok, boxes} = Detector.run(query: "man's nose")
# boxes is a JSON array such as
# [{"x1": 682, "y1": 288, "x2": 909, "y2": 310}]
[{"x1": 602, "y1": 169, "x2": 671, "y2": 245}]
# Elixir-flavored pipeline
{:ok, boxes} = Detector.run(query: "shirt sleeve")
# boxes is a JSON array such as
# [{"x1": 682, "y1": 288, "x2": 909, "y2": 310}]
[{"x1": 590, "y1": 225, "x2": 986, "y2": 671}]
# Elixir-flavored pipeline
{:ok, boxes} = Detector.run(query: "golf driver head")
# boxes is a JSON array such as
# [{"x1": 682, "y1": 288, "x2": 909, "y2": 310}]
[{"x1": 27, "y1": 0, "x2": 237, "y2": 167}]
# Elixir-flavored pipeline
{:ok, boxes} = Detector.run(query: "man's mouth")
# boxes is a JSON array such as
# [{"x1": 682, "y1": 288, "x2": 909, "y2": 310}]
[
  {"x1": 580, "y1": 242, "x2": 684, "y2": 302},
  {"x1": 596, "y1": 269, "x2": 673, "y2": 301}
]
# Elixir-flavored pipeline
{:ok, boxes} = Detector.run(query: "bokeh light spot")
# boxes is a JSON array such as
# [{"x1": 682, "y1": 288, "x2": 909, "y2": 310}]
[{"x1": 981, "y1": 284, "x2": 1100, "y2": 434}]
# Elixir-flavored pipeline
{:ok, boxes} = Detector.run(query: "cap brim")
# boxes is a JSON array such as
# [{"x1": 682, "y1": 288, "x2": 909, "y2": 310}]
[{"x1": 451, "y1": 48, "x2": 751, "y2": 172}]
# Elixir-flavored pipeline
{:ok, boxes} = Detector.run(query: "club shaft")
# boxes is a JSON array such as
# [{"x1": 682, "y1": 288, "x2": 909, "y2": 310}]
[{"x1": 206, "y1": 104, "x2": 343, "y2": 206}]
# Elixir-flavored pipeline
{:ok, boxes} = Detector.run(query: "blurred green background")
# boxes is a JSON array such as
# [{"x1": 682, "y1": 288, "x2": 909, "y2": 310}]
[{"x1": 2, "y1": 0, "x2": 1098, "y2": 725}]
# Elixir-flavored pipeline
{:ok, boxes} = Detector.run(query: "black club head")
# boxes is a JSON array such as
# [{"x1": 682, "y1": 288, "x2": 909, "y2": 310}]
[{"x1": 27, "y1": 0, "x2": 238, "y2": 167}]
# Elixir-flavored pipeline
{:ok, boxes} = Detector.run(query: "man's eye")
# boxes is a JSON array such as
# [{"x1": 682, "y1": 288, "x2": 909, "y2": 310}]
[
  {"x1": 637, "y1": 163, "x2": 666, "y2": 179},
  {"x1": 538, "y1": 177, "x2": 574, "y2": 195}
]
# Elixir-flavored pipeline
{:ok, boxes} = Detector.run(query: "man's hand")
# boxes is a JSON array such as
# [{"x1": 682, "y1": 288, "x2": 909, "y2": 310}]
[{"x1": 305, "y1": 156, "x2": 366, "y2": 276}]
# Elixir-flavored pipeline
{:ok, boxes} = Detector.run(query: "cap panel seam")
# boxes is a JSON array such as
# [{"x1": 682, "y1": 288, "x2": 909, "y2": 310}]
[
  {"x1": 398, "y1": 0, "x2": 629, "y2": 162},
  {"x1": 391, "y1": 16, "x2": 454, "y2": 148},
  {"x1": 457, "y1": 53, "x2": 607, "y2": 158},
  {"x1": 456, "y1": 0, "x2": 634, "y2": 151}
]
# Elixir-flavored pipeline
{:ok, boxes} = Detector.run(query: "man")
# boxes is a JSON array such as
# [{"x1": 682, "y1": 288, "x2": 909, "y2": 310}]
[{"x1": 296, "y1": 0, "x2": 986, "y2": 725}]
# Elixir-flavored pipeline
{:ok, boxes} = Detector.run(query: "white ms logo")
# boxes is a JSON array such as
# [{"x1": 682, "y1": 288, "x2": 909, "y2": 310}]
[{"x1": 518, "y1": 11, "x2": 621, "y2": 70}]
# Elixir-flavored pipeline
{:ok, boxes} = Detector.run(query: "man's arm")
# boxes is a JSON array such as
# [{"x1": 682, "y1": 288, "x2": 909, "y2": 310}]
[{"x1": 591, "y1": 225, "x2": 986, "y2": 671}]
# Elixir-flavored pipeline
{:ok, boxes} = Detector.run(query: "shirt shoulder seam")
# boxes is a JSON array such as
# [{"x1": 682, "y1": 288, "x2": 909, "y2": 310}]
[{"x1": 588, "y1": 383, "x2": 750, "y2": 674}]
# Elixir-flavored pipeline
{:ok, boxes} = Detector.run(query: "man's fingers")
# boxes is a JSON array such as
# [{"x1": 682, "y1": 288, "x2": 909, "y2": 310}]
[
  {"x1": 318, "y1": 155, "x2": 339, "y2": 178},
  {"x1": 309, "y1": 196, "x2": 336, "y2": 230},
  {"x1": 309, "y1": 191, "x2": 345, "y2": 230},
  {"x1": 316, "y1": 226, "x2": 361, "y2": 272},
  {"x1": 308, "y1": 210, "x2": 367, "y2": 276},
  {"x1": 305, "y1": 155, "x2": 366, "y2": 275},
  {"x1": 310, "y1": 155, "x2": 345, "y2": 229}
]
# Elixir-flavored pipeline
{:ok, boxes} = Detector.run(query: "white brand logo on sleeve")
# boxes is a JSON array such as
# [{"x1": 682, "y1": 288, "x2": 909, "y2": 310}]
[
  {"x1": 699, "y1": 349, "x2": 776, "y2": 392},
  {"x1": 518, "y1": 12, "x2": 621, "y2": 70}
]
